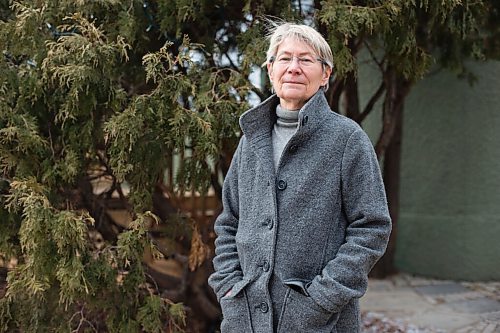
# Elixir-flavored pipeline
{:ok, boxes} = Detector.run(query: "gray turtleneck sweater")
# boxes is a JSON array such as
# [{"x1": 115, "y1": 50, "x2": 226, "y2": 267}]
[{"x1": 272, "y1": 105, "x2": 299, "y2": 170}]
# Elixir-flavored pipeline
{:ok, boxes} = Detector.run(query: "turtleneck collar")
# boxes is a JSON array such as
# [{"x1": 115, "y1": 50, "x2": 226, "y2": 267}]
[
  {"x1": 239, "y1": 90, "x2": 331, "y2": 146},
  {"x1": 276, "y1": 105, "x2": 299, "y2": 127}
]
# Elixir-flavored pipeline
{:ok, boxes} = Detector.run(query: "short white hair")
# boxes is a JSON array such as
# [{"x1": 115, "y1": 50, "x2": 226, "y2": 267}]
[{"x1": 265, "y1": 22, "x2": 333, "y2": 70}]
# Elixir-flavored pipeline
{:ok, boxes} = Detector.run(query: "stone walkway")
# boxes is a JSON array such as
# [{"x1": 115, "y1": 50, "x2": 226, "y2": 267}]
[{"x1": 361, "y1": 274, "x2": 500, "y2": 332}]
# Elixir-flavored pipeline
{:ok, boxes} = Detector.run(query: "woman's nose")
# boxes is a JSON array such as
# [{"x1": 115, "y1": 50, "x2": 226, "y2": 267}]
[{"x1": 287, "y1": 58, "x2": 302, "y2": 72}]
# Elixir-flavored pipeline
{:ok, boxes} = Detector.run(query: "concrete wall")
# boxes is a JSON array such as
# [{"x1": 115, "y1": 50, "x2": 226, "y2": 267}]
[
  {"x1": 357, "y1": 57, "x2": 500, "y2": 281},
  {"x1": 395, "y1": 61, "x2": 500, "y2": 281}
]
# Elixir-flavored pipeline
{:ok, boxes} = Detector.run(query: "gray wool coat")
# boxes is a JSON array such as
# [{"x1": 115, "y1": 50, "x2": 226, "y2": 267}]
[{"x1": 208, "y1": 90, "x2": 392, "y2": 333}]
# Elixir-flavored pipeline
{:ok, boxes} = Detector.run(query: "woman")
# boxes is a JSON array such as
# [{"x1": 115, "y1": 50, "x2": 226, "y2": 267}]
[{"x1": 209, "y1": 22, "x2": 392, "y2": 333}]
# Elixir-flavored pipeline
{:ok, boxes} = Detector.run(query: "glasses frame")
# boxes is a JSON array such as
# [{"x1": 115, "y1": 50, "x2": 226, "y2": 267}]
[{"x1": 269, "y1": 54, "x2": 329, "y2": 68}]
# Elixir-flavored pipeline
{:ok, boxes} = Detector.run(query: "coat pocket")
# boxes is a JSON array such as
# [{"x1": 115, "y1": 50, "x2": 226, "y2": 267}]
[
  {"x1": 277, "y1": 283, "x2": 339, "y2": 333},
  {"x1": 220, "y1": 279, "x2": 253, "y2": 333}
]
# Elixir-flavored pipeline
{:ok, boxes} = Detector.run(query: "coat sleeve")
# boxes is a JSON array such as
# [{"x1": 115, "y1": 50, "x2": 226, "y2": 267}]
[
  {"x1": 208, "y1": 138, "x2": 245, "y2": 301},
  {"x1": 307, "y1": 128, "x2": 392, "y2": 313}
]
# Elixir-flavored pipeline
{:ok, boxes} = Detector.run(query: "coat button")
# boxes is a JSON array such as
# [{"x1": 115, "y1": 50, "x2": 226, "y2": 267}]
[
  {"x1": 259, "y1": 302, "x2": 269, "y2": 313},
  {"x1": 263, "y1": 218, "x2": 274, "y2": 229},
  {"x1": 302, "y1": 116, "x2": 309, "y2": 125},
  {"x1": 277, "y1": 180, "x2": 287, "y2": 190},
  {"x1": 262, "y1": 261, "x2": 270, "y2": 272},
  {"x1": 289, "y1": 144, "x2": 298, "y2": 153},
  {"x1": 263, "y1": 218, "x2": 273, "y2": 229}
]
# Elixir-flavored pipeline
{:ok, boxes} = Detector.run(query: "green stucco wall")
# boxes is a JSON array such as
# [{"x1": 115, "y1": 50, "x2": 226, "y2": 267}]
[{"x1": 395, "y1": 61, "x2": 500, "y2": 281}]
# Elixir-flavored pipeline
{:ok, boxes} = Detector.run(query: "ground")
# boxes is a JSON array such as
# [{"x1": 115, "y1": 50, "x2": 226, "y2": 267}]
[{"x1": 361, "y1": 274, "x2": 500, "y2": 333}]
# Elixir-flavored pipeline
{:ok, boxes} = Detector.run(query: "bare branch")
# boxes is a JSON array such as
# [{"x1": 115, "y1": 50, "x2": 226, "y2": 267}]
[
  {"x1": 375, "y1": 70, "x2": 411, "y2": 159},
  {"x1": 327, "y1": 77, "x2": 345, "y2": 112},
  {"x1": 250, "y1": 87, "x2": 267, "y2": 101},
  {"x1": 355, "y1": 81, "x2": 386, "y2": 124},
  {"x1": 70, "y1": 308, "x2": 97, "y2": 333},
  {"x1": 224, "y1": 52, "x2": 240, "y2": 71},
  {"x1": 364, "y1": 40, "x2": 385, "y2": 71},
  {"x1": 352, "y1": 35, "x2": 365, "y2": 55}
]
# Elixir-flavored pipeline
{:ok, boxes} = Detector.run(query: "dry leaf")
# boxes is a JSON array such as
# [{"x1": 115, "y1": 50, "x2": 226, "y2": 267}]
[{"x1": 188, "y1": 222, "x2": 209, "y2": 271}]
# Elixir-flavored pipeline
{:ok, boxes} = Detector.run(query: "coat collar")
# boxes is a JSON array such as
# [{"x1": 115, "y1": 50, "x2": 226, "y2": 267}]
[{"x1": 239, "y1": 89, "x2": 332, "y2": 145}]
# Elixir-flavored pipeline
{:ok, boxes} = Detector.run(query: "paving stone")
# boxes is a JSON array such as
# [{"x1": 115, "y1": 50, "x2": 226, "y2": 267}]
[
  {"x1": 361, "y1": 290, "x2": 432, "y2": 316},
  {"x1": 415, "y1": 283, "x2": 470, "y2": 296},
  {"x1": 481, "y1": 311, "x2": 500, "y2": 323},
  {"x1": 474, "y1": 323, "x2": 488, "y2": 330},
  {"x1": 393, "y1": 274, "x2": 413, "y2": 287},
  {"x1": 448, "y1": 298, "x2": 500, "y2": 314},
  {"x1": 465, "y1": 282, "x2": 500, "y2": 302},
  {"x1": 482, "y1": 323, "x2": 498, "y2": 333},
  {"x1": 363, "y1": 274, "x2": 500, "y2": 331},
  {"x1": 367, "y1": 279, "x2": 394, "y2": 292},
  {"x1": 407, "y1": 276, "x2": 445, "y2": 287},
  {"x1": 423, "y1": 295, "x2": 444, "y2": 305},
  {"x1": 408, "y1": 309, "x2": 479, "y2": 331},
  {"x1": 438, "y1": 292, "x2": 486, "y2": 303}
]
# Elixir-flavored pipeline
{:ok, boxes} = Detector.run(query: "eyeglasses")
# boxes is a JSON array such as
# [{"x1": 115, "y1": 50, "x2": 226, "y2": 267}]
[{"x1": 269, "y1": 54, "x2": 327, "y2": 68}]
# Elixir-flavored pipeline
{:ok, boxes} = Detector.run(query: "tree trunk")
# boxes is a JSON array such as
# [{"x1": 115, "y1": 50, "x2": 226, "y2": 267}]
[
  {"x1": 370, "y1": 74, "x2": 410, "y2": 277},
  {"x1": 370, "y1": 100, "x2": 403, "y2": 277},
  {"x1": 344, "y1": 73, "x2": 360, "y2": 119}
]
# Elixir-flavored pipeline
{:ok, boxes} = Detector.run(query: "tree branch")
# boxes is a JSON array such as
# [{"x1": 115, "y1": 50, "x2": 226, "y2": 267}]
[
  {"x1": 223, "y1": 52, "x2": 239, "y2": 71},
  {"x1": 250, "y1": 87, "x2": 267, "y2": 101},
  {"x1": 364, "y1": 40, "x2": 386, "y2": 72},
  {"x1": 327, "y1": 77, "x2": 344, "y2": 112},
  {"x1": 355, "y1": 80, "x2": 386, "y2": 124},
  {"x1": 375, "y1": 69, "x2": 411, "y2": 159}
]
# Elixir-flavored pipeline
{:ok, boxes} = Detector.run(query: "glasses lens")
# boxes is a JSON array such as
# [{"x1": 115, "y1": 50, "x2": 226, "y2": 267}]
[{"x1": 275, "y1": 55, "x2": 319, "y2": 67}]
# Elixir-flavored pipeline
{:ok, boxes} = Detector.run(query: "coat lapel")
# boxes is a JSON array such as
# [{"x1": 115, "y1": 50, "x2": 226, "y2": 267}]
[
  {"x1": 239, "y1": 94, "x2": 279, "y2": 175},
  {"x1": 239, "y1": 90, "x2": 332, "y2": 176}
]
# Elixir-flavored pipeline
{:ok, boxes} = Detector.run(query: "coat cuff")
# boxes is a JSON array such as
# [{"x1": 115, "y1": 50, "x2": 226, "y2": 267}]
[
  {"x1": 307, "y1": 283, "x2": 345, "y2": 313},
  {"x1": 215, "y1": 275, "x2": 243, "y2": 302}
]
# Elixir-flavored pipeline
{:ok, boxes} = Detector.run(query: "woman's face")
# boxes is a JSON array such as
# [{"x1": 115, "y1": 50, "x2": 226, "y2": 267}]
[{"x1": 267, "y1": 37, "x2": 331, "y2": 110}]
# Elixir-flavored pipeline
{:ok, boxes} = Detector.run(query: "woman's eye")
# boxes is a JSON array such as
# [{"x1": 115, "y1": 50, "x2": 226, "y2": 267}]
[
  {"x1": 279, "y1": 57, "x2": 291, "y2": 62},
  {"x1": 301, "y1": 58, "x2": 314, "y2": 64}
]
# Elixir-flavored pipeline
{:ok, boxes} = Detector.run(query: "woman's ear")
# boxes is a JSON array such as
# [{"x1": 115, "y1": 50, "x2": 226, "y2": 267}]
[
  {"x1": 321, "y1": 67, "x2": 332, "y2": 86},
  {"x1": 267, "y1": 62, "x2": 273, "y2": 82}
]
